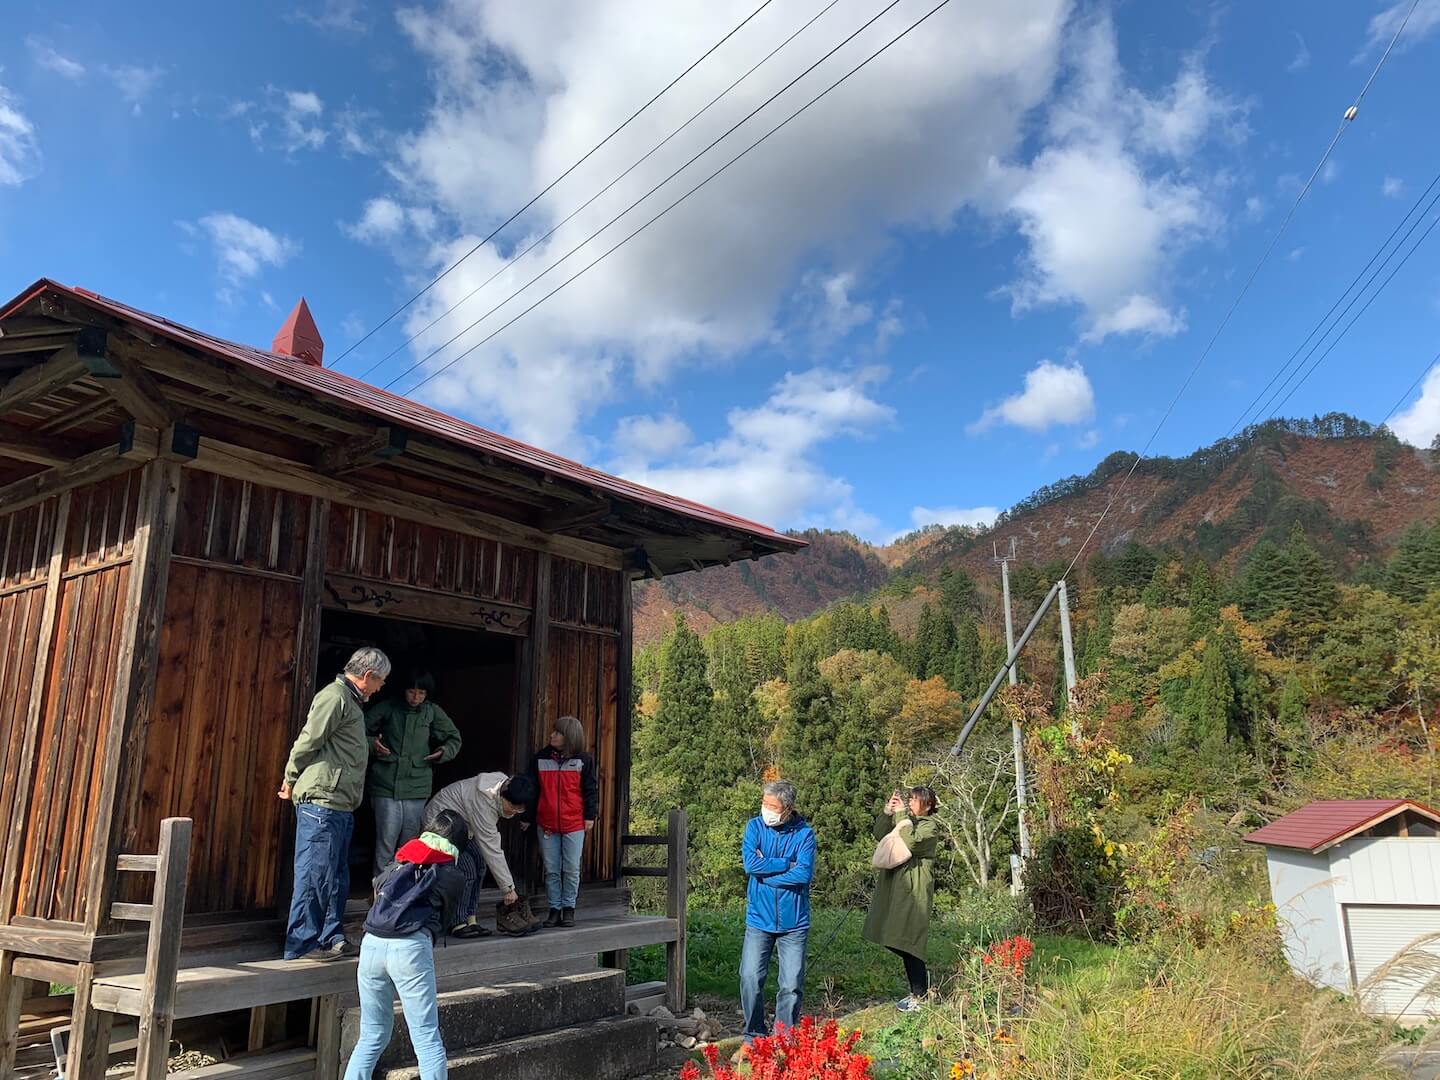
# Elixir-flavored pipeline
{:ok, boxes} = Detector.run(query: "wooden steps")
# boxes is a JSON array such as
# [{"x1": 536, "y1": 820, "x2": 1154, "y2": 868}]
[{"x1": 90, "y1": 916, "x2": 679, "y2": 1019}]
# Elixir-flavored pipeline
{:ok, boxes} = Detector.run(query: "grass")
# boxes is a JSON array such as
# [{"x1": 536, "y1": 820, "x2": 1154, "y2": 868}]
[
  {"x1": 626, "y1": 892, "x2": 1023, "y2": 1006},
  {"x1": 632, "y1": 901, "x2": 1407, "y2": 1079}
]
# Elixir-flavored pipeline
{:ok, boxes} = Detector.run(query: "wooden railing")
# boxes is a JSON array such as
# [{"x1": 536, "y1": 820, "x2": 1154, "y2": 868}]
[
  {"x1": 105, "y1": 816, "x2": 192, "y2": 1080},
  {"x1": 619, "y1": 806, "x2": 688, "y2": 1012}
]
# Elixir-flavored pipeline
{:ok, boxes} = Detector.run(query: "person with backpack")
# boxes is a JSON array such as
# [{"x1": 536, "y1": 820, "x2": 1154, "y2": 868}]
[
  {"x1": 343, "y1": 808, "x2": 469, "y2": 1080},
  {"x1": 520, "y1": 715, "x2": 599, "y2": 928},
  {"x1": 425, "y1": 771, "x2": 538, "y2": 937},
  {"x1": 365, "y1": 670, "x2": 463, "y2": 879}
]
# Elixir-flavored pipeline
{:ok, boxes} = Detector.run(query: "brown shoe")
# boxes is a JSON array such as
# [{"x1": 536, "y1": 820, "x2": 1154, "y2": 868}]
[{"x1": 495, "y1": 898, "x2": 541, "y2": 937}]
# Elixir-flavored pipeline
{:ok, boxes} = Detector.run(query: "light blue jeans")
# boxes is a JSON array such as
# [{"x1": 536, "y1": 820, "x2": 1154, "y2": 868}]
[
  {"x1": 538, "y1": 828, "x2": 585, "y2": 910},
  {"x1": 372, "y1": 796, "x2": 426, "y2": 880},
  {"x1": 739, "y1": 925, "x2": 808, "y2": 1043},
  {"x1": 343, "y1": 932, "x2": 446, "y2": 1080}
]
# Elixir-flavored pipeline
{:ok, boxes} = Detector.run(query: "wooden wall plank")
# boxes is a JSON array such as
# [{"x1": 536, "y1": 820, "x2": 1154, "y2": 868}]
[
  {"x1": 0, "y1": 492, "x2": 69, "y2": 925},
  {"x1": 87, "y1": 460, "x2": 181, "y2": 934}
]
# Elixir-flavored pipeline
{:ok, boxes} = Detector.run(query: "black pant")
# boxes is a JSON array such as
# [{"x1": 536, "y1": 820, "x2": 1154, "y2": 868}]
[{"x1": 887, "y1": 946, "x2": 929, "y2": 996}]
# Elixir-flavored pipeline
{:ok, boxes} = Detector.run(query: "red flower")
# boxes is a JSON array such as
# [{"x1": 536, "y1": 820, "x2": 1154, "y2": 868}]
[{"x1": 678, "y1": 1015, "x2": 873, "y2": 1079}]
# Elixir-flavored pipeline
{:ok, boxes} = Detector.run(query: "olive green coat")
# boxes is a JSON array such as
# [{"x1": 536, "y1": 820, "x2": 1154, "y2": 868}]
[
  {"x1": 364, "y1": 699, "x2": 462, "y2": 801},
  {"x1": 284, "y1": 677, "x2": 368, "y2": 812},
  {"x1": 861, "y1": 810, "x2": 939, "y2": 959}
]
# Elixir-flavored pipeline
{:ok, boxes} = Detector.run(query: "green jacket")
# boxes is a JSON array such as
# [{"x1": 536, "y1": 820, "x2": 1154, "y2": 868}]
[
  {"x1": 285, "y1": 677, "x2": 369, "y2": 812},
  {"x1": 365, "y1": 698, "x2": 462, "y2": 801},
  {"x1": 862, "y1": 810, "x2": 940, "y2": 959}
]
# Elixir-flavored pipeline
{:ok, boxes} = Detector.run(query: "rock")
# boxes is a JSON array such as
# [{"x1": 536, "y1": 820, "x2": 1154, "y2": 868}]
[
  {"x1": 692, "y1": 1008, "x2": 706, "y2": 1021},
  {"x1": 680, "y1": 1036, "x2": 697, "y2": 1049},
  {"x1": 627, "y1": 1001, "x2": 641, "y2": 1015},
  {"x1": 649, "y1": 1005, "x2": 674, "y2": 1020}
]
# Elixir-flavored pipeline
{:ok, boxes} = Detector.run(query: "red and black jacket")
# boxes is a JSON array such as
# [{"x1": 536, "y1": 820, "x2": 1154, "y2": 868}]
[{"x1": 526, "y1": 747, "x2": 599, "y2": 834}]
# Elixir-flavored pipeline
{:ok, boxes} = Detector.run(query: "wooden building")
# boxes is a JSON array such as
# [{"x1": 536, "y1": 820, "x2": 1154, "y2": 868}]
[{"x1": 0, "y1": 280, "x2": 802, "y2": 1077}]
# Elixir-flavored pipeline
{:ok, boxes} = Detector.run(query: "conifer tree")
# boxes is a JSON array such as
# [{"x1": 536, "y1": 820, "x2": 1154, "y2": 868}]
[
  {"x1": 1184, "y1": 638, "x2": 1233, "y2": 750},
  {"x1": 911, "y1": 602, "x2": 958, "y2": 679},
  {"x1": 650, "y1": 613, "x2": 719, "y2": 812},
  {"x1": 1387, "y1": 521, "x2": 1440, "y2": 603},
  {"x1": 939, "y1": 568, "x2": 980, "y2": 619},
  {"x1": 1185, "y1": 560, "x2": 1221, "y2": 640},
  {"x1": 952, "y1": 615, "x2": 984, "y2": 702},
  {"x1": 1274, "y1": 672, "x2": 1313, "y2": 772}
]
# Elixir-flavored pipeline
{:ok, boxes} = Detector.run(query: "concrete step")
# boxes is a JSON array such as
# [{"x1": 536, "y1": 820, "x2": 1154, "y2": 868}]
[
  {"x1": 380, "y1": 1017, "x2": 658, "y2": 1080},
  {"x1": 342, "y1": 969, "x2": 626, "y2": 1070}
]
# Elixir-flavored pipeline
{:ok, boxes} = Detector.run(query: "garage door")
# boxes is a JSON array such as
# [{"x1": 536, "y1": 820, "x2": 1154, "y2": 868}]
[{"x1": 1345, "y1": 904, "x2": 1440, "y2": 1018}]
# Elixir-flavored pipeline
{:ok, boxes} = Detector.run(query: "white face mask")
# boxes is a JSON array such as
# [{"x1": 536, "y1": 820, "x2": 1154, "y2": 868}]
[{"x1": 760, "y1": 807, "x2": 783, "y2": 827}]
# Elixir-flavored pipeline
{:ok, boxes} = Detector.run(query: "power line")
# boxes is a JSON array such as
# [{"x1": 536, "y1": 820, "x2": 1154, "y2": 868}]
[
  {"x1": 1379, "y1": 347, "x2": 1440, "y2": 432},
  {"x1": 390, "y1": 0, "x2": 957, "y2": 399},
  {"x1": 325, "y1": 0, "x2": 780, "y2": 369},
  {"x1": 1226, "y1": 169, "x2": 1440, "y2": 436},
  {"x1": 380, "y1": 0, "x2": 912, "y2": 393},
  {"x1": 1055, "y1": 0, "x2": 1421, "y2": 582},
  {"x1": 351, "y1": 0, "x2": 843, "y2": 383},
  {"x1": 1267, "y1": 207, "x2": 1439, "y2": 420}
]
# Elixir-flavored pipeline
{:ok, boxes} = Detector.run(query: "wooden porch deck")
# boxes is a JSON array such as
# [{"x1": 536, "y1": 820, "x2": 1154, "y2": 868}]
[{"x1": 88, "y1": 913, "x2": 679, "y2": 1019}]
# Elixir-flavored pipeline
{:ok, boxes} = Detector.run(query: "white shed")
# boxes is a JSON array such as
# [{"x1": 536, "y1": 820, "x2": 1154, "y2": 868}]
[{"x1": 1247, "y1": 798, "x2": 1440, "y2": 1021}]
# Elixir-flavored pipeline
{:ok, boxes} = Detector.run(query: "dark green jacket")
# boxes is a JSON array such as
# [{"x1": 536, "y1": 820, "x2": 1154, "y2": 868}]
[
  {"x1": 365, "y1": 699, "x2": 462, "y2": 801},
  {"x1": 285, "y1": 677, "x2": 369, "y2": 812},
  {"x1": 862, "y1": 810, "x2": 940, "y2": 959}
]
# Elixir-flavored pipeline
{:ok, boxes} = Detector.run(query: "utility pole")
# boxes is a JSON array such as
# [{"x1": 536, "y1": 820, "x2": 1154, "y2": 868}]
[
  {"x1": 1058, "y1": 578, "x2": 1078, "y2": 737},
  {"x1": 995, "y1": 540, "x2": 1031, "y2": 862}
]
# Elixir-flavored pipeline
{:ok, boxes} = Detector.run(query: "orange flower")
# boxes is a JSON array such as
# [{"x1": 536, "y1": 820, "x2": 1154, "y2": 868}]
[
  {"x1": 994, "y1": 1028, "x2": 1014, "y2": 1045},
  {"x1": 950, "y1": 1059, "x2": 975, "y2": 1079}
]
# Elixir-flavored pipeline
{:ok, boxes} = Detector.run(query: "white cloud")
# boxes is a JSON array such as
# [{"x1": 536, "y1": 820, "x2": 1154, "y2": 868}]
[
  {"x1": 909, "y1": 505, "x2": 998, "y2": 530},
  {"x1": 1383, "y1": 176, "x2": 1405, "y2": 198},
  {"x1": 1287, "y1": 247, "x2": 1305, "y2": 262},
  {"x1": 612, "y1": 414, "x2": 694, "y2": 466},
  {"x1": 0, "y1": 84, "x2": 40, "y2": 187},
  {"x1": 1082, "y1": 293, "x2": 1185, "y2": 342},
  {"x1": 1287, "y1": 33, "x2": 1310, "y2": 73},
  {"x1": 996, "y1": 15, "x2": 1234, "y2": 342},
  {"x1": 371, "y1": 0, "x2": 1069, "y2": 445},
  {"x1": 1077, "y1": 428, "x2": 1100, "y2": 448},
  {"x1": 1245, "y1": 195, "x2": 1265, "y2": 220},
  {"x1": 193, "y1": 212, "x2": 297, "y2": 299},
  {"x1": 969, "y1": 359, "x2": 1095, "y2": 434},
  {"x1": 617, "y1": 367, "x2": 892, "y2": 532},
  {"x1": 344, "y1": 197, "x2": 436, "y2": 244},
  {"x1": 246, "y1": 87, "x2": 329, "y2": 152},
  {"x1": 1391, "y1": 366, "x2": 1440, "y2": 448},
  {"x1": 290, "y1": 0, "x2": 368, "y2": 33},
  {"x1": 26, "y1": 37, "x2": 85, "y2": 80},
  {"x1": 1364, "y1": 0, "x2": 1440, "y2": 56},
  {"x1": 1321, "y1": 159, "x2": 1339, "y2": 184},
  {"x1": 103, "y1": 65, "x2": 164, "y2": 112}
]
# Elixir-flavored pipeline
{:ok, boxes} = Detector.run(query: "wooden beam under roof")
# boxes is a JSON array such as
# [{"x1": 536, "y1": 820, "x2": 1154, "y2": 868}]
[
  {"x1": 0, "y1": 346, "x2": 88, "y2": 417},
  {"x1": 541, "y1": 498, "x2": 614, "y2": 534},
  {"x1": 0, "y1": 428, "x2": 159, "y2": 517},
  {"x1": 318, "y1": 426, "x2": 408, "y2": 475},
  {"x1": 93, "y1": 346, "x2": 179, "y2": 429},
  {"x1": 0, "y1": 421, "x2": 85, "y2": 466},
  {"x1": 0, "y1": 315, "x2": 79, "y2": 339}
]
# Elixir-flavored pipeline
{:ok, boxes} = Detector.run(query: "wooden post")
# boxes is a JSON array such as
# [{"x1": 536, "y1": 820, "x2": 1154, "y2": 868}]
[
  {"x1": 0, "y1": 950, "x2": 29, "y2": 1076},
  {"x1": 89, "y1": 460, "x2": 181, "y2": 935},
  {"x1": 615, "y1": 574, "x2": 635, "y2": 871},
  {"x1": 314, "y1": 993, "x2": 342, "y2": 1080},
  {"x1": 665, "y1": 807, "x2": 688, "y2": 1013},
  {"x1": 279, "y1": 497, "x2": 329, "y2": 913},
  {"x1": 133, "y1": 817, "x2": 191, "y2": 1080},
  {"x1": 66, "y1": 963, "x2": 114, "y2": 1080},
  {"x1": 517, "y1": 553, "x2": 552, "y2": 892},
  {"x1": 0, "y1": 491, "x2": 70, "y2": 924}
]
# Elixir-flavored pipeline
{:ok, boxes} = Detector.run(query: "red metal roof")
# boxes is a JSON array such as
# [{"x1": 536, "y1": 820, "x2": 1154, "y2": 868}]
[
  {"x1": 1, "y1": 279, "x2": 804, "y2": 552},
  {"x1": 1245, "y1": 799, "x2": 1440, "y2": 853}
]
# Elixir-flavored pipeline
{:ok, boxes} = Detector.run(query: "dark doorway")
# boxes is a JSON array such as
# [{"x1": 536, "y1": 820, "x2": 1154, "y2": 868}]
[{"x1": 315, "y1": 608, "x2": 520, "y2": 890}]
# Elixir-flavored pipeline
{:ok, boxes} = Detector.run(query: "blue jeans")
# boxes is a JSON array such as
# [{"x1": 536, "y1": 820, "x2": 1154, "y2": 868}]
[
  {"x1": 538, "y1": 829, "x2": 585, "y2": 909},
  {"x1": 739, "y1": 925, "x2": 808, "y2": 1042},
  {"x1": 343, "y1": 932, "x2": 446, "y2": 1080},
  {"x1": 372, "y1": 797, "x2": 426, "y2": 880},
  {"x1": 284, "y1": 804, "x2": 354, "y2": 960}
]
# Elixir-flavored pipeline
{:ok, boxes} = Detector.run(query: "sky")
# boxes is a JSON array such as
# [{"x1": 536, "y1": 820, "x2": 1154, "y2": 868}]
[{"x1": 2, "y1": 0, "x2": 1438, "y2": 544}]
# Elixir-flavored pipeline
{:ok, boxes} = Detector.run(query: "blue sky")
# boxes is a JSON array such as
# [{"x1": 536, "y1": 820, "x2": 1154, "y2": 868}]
[{"x1": 2, "y1": 0, "x2": 1438, "y2": 543}]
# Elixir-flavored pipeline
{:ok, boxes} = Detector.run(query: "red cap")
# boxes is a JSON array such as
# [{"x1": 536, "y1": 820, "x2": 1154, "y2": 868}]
[{"x1": 271, "y1": 298, "x2": 324, "y2": 366}]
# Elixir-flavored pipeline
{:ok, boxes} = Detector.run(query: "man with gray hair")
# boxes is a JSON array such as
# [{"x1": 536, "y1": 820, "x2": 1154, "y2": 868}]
[
  {"x1": 280, "y1": 646, "x2": 391, "y2": 961},
  {"x1": 738, "y1": 779, "x2": 816, "y2": 1048}
]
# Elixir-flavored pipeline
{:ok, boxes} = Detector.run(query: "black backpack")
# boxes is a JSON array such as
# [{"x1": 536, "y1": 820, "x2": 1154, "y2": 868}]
[{"x1": 365, "y1": 862, "x2": 438, "y2": 938}]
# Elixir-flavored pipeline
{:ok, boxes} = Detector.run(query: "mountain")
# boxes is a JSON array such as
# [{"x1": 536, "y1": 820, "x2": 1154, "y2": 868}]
[{"x1": 633, "y1": 416, "x2": 1440, "y2": 644}]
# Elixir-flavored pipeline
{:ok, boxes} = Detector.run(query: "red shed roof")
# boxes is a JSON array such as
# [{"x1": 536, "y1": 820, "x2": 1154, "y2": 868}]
[
  {"x1": 0, "y1": 279, "x2": 806, "y2": 560},
  {"x1": 1245, "y1": 799, "x2": 1440, "y2": 854}
]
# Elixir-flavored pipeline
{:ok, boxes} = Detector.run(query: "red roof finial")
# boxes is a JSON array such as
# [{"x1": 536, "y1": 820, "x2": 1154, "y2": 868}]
[{"x1": 272, "y1": 297, "x2": 324, "y2": 366}]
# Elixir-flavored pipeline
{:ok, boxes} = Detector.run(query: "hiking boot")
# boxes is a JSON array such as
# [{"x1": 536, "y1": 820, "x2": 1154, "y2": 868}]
[
  {"x1": 544, "y1": 908, "x2": 562, "y2": 929},
  {"x1": 495, "y1": 897, "x2": 541, "y2": 937},
  {"x1": 896, "y1": 996, "x2": 923, "y2": 1013},
  {"x1": 317, "y1": 938, "x2": 354, "y2": 961},
  {"x1": 560, "y1": 907, "x2": 575, "y2": 928}
]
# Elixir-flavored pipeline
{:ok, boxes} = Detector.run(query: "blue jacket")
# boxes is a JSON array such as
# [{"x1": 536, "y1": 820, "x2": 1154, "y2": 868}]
[{"x1": 742, "y1": 813, "x2": 816, "y2": 933}]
